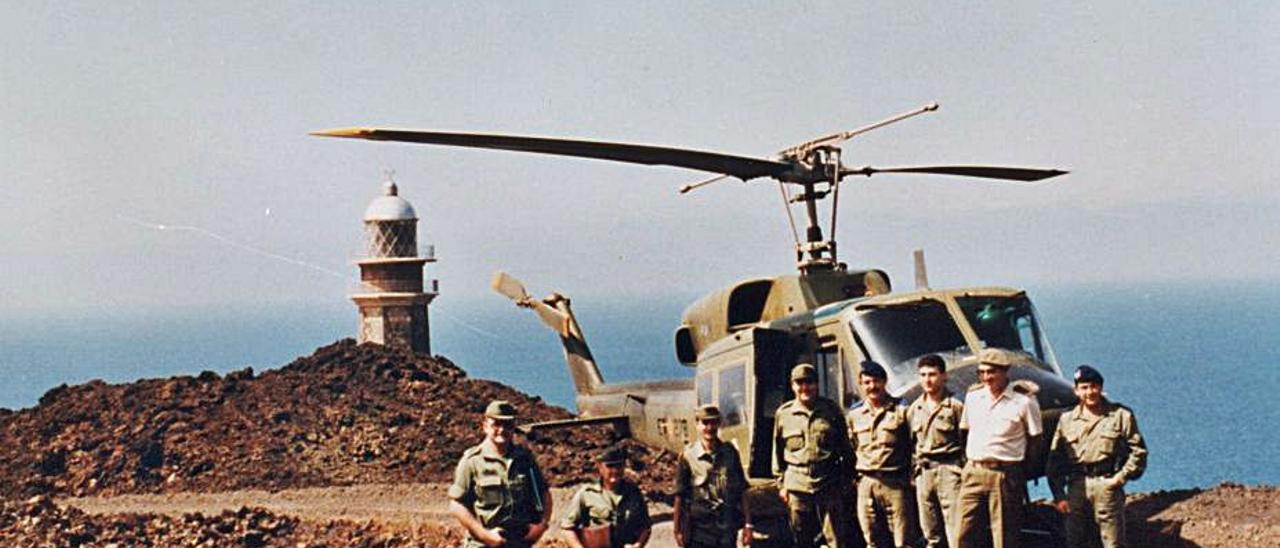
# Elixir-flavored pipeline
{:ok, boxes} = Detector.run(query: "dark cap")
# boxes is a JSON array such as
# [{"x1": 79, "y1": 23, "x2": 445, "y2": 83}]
[
  {"x1": 790, "y1": 363, "x2": 818, "y2": 382},
  {"x1": 484, "y1": 400, "x2": 518, "y2": 420},
  {"x1": 859, "y1": 360, "x2": 887, "y2": 380},
  {"x1": 1074, "y1": 365, "x2": 1104, "y2": 385},
  {"x1": 917, "y1": 354, "x2": 946, "y2": 372},
  {"x1": 596, "y1": 444, "x2": 627, "y2": 465},
  {"x1": 695, "y1": 404, "x2": 722, "y2": 422},
  {"x1": 978, "y1": 348, "x2": 1014, "y2": 368}
]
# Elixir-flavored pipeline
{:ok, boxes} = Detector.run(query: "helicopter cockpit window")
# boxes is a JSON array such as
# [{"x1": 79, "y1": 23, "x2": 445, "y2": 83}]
[
  {"x1": 849, "y1": 300, "x2": 967, "y2": 389},
  {"x1": 697, "y1": 372, "x2": 714, "y2": 407},
  {"x1": 718, "y1": 365, "x2": 746, "y2": 427},
  {"x1": 957, "y1": 295, "x2": 1061, "y2": 373},
  {"x1": 813, "y1": 347, "x2": 841, "y2": 403}
]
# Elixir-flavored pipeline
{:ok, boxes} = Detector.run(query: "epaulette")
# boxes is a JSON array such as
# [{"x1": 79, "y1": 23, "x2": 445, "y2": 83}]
[
  {"x1": 967, "y1": 382, "x2": 984, "y2": 392},
  {"x1": 461, "y1": 445, "x2": 483, "y2": 459}
]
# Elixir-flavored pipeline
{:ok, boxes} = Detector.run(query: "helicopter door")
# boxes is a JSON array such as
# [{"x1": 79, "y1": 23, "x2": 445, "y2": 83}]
[{"x1": 749, "y1": 328, "x2": 795, "y2": 478}]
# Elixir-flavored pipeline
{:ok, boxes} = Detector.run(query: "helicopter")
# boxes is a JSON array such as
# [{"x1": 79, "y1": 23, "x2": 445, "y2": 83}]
[{"x1": 313, "y1": 103, "x2": 1077, "y2": 543}]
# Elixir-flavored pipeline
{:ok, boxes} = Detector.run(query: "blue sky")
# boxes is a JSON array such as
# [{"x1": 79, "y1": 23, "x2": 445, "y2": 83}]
[{"x1": 3, "y1": 2, "x2": 1277, "y2": 315}]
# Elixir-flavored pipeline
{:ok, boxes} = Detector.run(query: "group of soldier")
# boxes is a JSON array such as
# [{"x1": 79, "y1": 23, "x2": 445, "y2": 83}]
[{"x1": 448, "y1": 348, "x2": 1147, "y2": 548}]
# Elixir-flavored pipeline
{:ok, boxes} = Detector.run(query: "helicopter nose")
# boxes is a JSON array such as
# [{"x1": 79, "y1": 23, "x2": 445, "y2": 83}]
[{"x1": 945, "y1": 362, "x2": 1078, "y2": 412}]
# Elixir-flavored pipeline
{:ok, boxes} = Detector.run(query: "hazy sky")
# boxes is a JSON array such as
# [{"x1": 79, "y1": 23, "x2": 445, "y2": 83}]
[{"x1": 3, "y1": 2, "x2": 1277, "y2": 315}]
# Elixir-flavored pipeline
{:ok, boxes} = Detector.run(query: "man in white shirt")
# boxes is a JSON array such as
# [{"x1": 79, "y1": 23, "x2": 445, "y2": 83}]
[{"x1": 954, "y1": 349, "x2": 1043, "y2": 548}]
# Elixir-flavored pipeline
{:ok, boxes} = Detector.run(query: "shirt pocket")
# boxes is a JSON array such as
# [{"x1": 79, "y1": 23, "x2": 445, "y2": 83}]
[
  {"x1": 476, "y1": 473, "x2": 506, "y2": 510},
  {"x1": 930, "y1": 418, "x2": 955, "y2": 445},
  {"x1": 588, "y1": 503, "x2": 614, "y2": 524}
]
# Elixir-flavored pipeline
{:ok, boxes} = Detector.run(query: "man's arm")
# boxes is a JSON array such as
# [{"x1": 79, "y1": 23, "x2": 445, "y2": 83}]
[
  {"x1": 1114, "y1": 409, "x2": 1149, "y2": 487},
  {"x1": 448, "y1": 499, "x2": 504, "y2": 546}
]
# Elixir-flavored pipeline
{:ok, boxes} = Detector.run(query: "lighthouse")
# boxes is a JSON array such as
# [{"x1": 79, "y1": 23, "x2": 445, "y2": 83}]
[{"x1": 351, "y1": 177, "x2": 437, "y2": 354}]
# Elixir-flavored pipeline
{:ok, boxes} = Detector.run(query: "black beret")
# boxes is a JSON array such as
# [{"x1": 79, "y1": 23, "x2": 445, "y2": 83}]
[
  {"x1": 1074, "y1": 365, "x2": 1104, "y2": 385},
  {"x1": 860, "y1": 360, "x2": 887, "y2": 380},
  {"x1": 596, "y1": 444, "x2": 627, "y2": 465}
]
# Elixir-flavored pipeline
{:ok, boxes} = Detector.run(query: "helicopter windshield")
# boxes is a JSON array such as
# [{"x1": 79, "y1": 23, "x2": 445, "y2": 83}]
[
  {"x1": 956, "y1": 295, "x2": 1061, "y2": 374},
  {"x1": 848, "y1": 299, "x2": 968, "y2": 387}
]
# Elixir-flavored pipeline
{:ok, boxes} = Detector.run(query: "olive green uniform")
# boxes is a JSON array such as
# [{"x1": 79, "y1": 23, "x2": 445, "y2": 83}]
[
  {"x1": 773, "y1": 397, "x2": 854, "y2": 547},
  {"x1": 676, "y1": 440, "x2": 748, "y2": 548},
  {"x1": 448, "y1": 440, "x2": 548, "y2": 548},
  {"x1": 1047, "y1": 399, "x2": 1147, "y2": 548},
  {"x1": 848, "y1": 398, "x2": 914, "y2": 548},
  {"x1": 560, "y1": 479, "x2": 652, "y2": 548},
  {"x1": 907, "y1": 393, "x2": 965, "y2": 548}
]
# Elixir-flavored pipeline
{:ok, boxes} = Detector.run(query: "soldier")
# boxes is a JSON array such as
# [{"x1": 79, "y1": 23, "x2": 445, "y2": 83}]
[
  {"x1": 955, "y1": 349, "x2": 1043, "y2": 548},
  {"x1": 1047, "y1": 365, "x2": 1147, "y2": 548},
  {"x1": 907, "y1": 354, "x2": 965, "y2": 548},
  {"x1": 674, "y1": 404, "x2": 752, "y2": 547},
  {"x1": 560, "y1": 444, "x2": 652, "y2": 548},
  {"x1": 847, "y1": 360, "x2": 914, "y2": 548},
  {"x1": 772, "y1": 363, "x2": 855, "y2": 548},
  {"x1": 448, "y1": 400, "x2": 553, "y2": 547}
]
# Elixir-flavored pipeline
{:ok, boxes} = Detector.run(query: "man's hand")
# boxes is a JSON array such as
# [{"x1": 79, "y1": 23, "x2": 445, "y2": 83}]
[
  {"x1": 779, "y1": 490, "x2": 789, "y2": 504},
  {"x1": 674, "y1": 528, "x2": 685, "y2": 547},
  {"x1": 1054, "y1": 500, "x2": 1070, "y2": 514},
  {"x1": 477, "y1": 527, "x2": 506, "y2": 546},
  {"x1": 1108, "y1": 475, "x2": 1126, "y2": 489},
  {"x1": 740, "y1": 524, "x2": 754, "y2": 545},
  {"x1": 524, "y1": 521, "x2": 548, "y2": 543}
]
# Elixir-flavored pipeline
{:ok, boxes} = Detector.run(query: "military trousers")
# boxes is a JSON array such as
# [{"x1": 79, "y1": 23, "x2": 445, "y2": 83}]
[
  {"x1": 1065, "y1": 475, "x2": 1126, "y2": 548},
  {"x1": 786, "y1": 485, "x2": 852, "y2": 548},
  {"x1": 856, "y1": 473, "x2": 912, "y2": 548},
  {"x1": 915, "y1": 462, "x2": 962, "y2": 548},
  {"x1": 955, "y1": 462, "x2": 1024, "y2": 548}
]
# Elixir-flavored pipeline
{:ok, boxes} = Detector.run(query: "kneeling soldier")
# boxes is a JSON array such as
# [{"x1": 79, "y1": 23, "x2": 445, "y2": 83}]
[
  {"x1": 448, "y1": 400, "x2": 553, "y2": 547},
  {"x1": 561, "y1": 444, "x2": 653, "y2": 548},
  {"x1": 1047, "y1": 365, "x2": 1147, "y2": 548},
  {"x1": 674, "y1": 404, "x2": 752, "y2": 547},
  {"x1": 848, "y1": 360, "x2": 914, "y2": 548}
]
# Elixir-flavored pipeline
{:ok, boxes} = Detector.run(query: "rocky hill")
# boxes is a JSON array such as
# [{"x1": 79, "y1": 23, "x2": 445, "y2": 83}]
[{"x1": 0, "y1": 339, "x2": 674, "y2": 500}]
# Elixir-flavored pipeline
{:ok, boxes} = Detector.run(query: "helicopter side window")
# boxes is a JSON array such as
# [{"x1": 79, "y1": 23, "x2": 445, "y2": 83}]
[
  {"x1": 956, "y1": 295, "x2": 1060, "y2": 371},
  {"x1": 697, "y1": 372, "x2": 714, "y2": 407},
  {"x1": 718, "y1": 365, "x2": 746, "y2": 427},
  {"x1": 813, "y1": 347, "x2": 841, "y2": 401}
]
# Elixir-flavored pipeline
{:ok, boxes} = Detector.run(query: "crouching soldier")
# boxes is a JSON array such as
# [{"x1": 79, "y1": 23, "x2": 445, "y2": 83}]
[
  {"x1": 561, "y1": 444, "x2": 652, "y2": 548},
  {"x1": 448, "y1": 400, "x2": 553, "y2": 547},
  {"x1": 674, "y1": 404, "x2": 752, "y2": 547},
  {"x1": 1047, "y1": 365, "x2": 1148, "y2": 548}
]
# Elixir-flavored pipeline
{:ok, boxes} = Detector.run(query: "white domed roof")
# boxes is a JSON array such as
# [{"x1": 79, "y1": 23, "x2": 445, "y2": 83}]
[{"x1": 363, "y1": 181, "x2": 418, "y2": 221}]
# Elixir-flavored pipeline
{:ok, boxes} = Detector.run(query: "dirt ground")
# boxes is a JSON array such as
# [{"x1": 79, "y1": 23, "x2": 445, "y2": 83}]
[{"x1": 47, "y1": 482, "x2": 1277, "y2": 547}]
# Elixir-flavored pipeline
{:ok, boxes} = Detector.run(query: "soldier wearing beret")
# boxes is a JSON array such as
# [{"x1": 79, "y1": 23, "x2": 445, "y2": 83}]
[
  {"x1": 1047, "y1": 365, "x2": 1147, "y2": 548},
  {"x1": 847, "y1": 360, "x2": 914, "y2": 548},
  {"x1": 955, "y1": 349, "x2": 1043, "y2": 548},
  {"x1": 448, "y1": 400, "x2": 553, "y2": 547},
  {"x1": 674, "y1": 404, "x2": 752, "y2": 547},
  {"x1": 560, "y1": 444, "x2": 652, "y2": 548},
  {"x1": 907, "y1": 354, "x2": 965, "y2": 548},
  {"x1": 772, "y1": 363, "x2": 855, "y2": 547}
]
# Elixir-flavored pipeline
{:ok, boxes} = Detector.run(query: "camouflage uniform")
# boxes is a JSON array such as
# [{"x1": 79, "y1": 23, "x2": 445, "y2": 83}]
[
  {"x1": 448, "y1": 440, "x2": 548, "y2": 548},
  {"x1": 773, "y1": 395, "x2": 855, "y2": 547},
  {"x1": 848, "y1": 397, "x2": 914, "y2": 548},
  {"x1": 1047, "y1": 398, "x2": 1147, "y2": 548},
  {"x1": 908, "y1": 391, "x2": 965, "y2": 548},
  {"x1": 676, "y1": 436, "x2": 748, "y2": 548},
  {"x1": 560, "y1": 479, "x2": 652, "y2": 548}
]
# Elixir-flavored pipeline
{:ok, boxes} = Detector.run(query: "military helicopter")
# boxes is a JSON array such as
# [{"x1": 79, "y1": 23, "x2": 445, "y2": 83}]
[{"x1": 314, "y1": 103, "x2": 1077, "y2": 542}]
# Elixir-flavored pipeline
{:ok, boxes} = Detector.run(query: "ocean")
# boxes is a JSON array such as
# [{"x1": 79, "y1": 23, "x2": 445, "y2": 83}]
[{"x1": 2, "y1": 279, "x2": 1277, "y2": 492}]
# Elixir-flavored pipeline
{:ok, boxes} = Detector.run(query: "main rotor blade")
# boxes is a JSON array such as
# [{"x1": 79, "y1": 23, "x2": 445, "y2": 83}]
[
  {"x1": 842, "y1": 165, "x2": 1068, "y2": 182},
  {"x1": 313, "y1": 128, "x2": 792, "y2": 181}
]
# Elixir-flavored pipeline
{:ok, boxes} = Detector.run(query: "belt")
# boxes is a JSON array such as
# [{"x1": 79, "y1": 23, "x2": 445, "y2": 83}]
[
  {"x1": 859, "y1": 469, "x2": 908, "y2": 479},
  {"x1": 1075, "y1": 461, "x2": 1115, "y2": 477},
  {"x1": 969, "y1": 459, "x2": 1020, "y2": 470},
  {"x1": 919, "y1": 455, "x2": 963, "y2": 469}
]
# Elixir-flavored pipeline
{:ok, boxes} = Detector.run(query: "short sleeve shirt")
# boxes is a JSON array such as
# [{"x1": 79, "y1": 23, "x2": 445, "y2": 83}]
[
  {"x1": 907, "y1": 393, "x2": 965, "y2": 460},
  {"x1": 960, "y1": 386, "x2": 1042, "y2": 462},
  {"x1": 559, "y1": 480, "x2": 652, "y2": 548},
  {"x1": 846, "y1": 399, "x2": 912, "y2": 473},
  {"x1": 448, "y1": 440, "x2": 547, "y2": 534}
]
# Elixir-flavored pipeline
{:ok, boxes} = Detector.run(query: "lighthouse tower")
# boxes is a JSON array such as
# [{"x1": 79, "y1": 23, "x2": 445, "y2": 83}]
[{"x1": 351, "y1": 178, "x2": 437, "y2": 354}]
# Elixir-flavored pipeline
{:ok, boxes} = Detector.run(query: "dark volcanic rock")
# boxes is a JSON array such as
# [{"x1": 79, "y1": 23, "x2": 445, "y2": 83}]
[{"x1": 0, "y1": 339, "x2": 675, "y2": 500}]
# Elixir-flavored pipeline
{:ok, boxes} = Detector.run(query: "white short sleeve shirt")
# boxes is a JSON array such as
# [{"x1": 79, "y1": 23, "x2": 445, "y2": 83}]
[{"x1": 961, "y1": 387, "x2": 1043, "y2": 462}]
